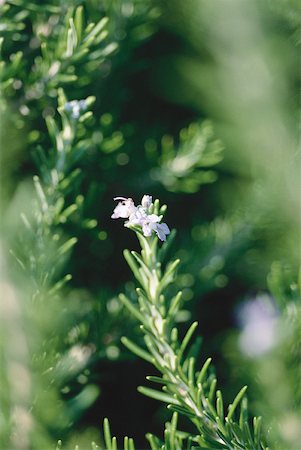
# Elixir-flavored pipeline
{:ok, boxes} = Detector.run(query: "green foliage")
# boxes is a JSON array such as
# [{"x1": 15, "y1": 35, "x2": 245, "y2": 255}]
[
  {"x1": 102, "y1": 412, "x2": 209, "y2": 450},
  {"x1": 0, "y1": 4, "x2": 116, "y2": 93},
  {"x1": 0, "y1": 0, "x2": 300, "y2": 448},
  {"x1": 13, "y1": 91, "x2": 97, "y2": 289},
  {"x1": 0, "y1": 90, "x2": 101, "y2": 447},
  {"x1": 148, "y1": 120, "x2": 223, "y2": 193},
  {"x1": 226, "y1": 264, "x2": 301, "y2": 449},
  {"x1": 113, "y1": 202, "x2": 267, "y2": 450}
]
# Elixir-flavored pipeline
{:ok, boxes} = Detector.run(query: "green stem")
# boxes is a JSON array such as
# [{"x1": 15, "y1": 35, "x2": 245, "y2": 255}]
[{"x1": 122, "y1": 224, "x2": 264, "y2": 449}]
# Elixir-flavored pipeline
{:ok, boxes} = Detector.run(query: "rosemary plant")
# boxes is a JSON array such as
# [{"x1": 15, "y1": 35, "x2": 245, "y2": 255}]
[
  {"x1": 14, "y1": 88, "x2": 96, "y2": 293},
  {"x1": 1, "y1": 92, "x2": 99, "y2": 447},
  {"x1": 105, "y1": 195, "x2": 268, "y2": 450}
]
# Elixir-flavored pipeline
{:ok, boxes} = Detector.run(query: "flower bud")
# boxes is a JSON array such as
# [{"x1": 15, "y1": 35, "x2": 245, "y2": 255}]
[{"x1": 141, "y1": 195, "x2": 152, "y2": 209}]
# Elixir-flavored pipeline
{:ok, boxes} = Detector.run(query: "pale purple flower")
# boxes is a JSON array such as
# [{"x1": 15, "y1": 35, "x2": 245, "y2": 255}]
[
  {"x1": 139, "y1": 213, "x2": 161, "y2": 237},
  {"x1": 127, "y1": 208, "x2": 148, "y2": 227},
  {"x1": 237, "y1": 295, "x2": 278, "y2": 357},
  {"x1": 128, "y1": 209, "x2": 170, "y2": 242},
  {"x1": 111, "y1": 197, "x2": 136, "y2": 219},
  {"x1": 64, "y1": 99, "x2": 87, "y2": 119},
  {"x1": 111, "y1": 195, "x2": 170, "y2": 241}
]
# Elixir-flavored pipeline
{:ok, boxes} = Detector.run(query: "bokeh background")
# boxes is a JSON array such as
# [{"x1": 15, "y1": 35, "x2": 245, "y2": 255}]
[{"x1": 1, "y1": 0, "x2": 300, "y2": 448}]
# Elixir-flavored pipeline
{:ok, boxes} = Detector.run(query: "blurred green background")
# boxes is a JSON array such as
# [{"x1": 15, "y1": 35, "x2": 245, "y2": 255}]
[{"x1": 1, "y1": 0, "x2": 300, "y2": 448}]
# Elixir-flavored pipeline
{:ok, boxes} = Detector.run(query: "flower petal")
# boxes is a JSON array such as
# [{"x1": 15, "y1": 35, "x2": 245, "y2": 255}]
[
  {"x1": 154, "y1": 222, "x2": 170, "y2": 241},
  {"x1": 147, "y1": 214, "x2": 160, "y2": 223},
  {"x1": 142, "y1": 223, "x2": 153, "y2": 237},
  {"x1": 141, "y1": 195, "x2": 152, "y2": 209}
]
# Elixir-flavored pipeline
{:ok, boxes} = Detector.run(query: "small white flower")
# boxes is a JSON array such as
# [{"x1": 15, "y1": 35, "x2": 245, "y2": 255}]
[
  {"x1": 111, "y1": 195, "x2": 170, "y2": 241},
  {"x1": 128, "y1": 211, "x2": 170, "y2": 241},
  {"x1": 141, "y1": 195, "x2": 152, "y2": 210},
  {"x1": 111, "y1": 197, "x2": 136, "y2": 219},
  {"x1": 64, "y1": 99, "x2": 87, "y2": 119},
  {"x1": 141, "y1": 213, "x2": 160, "y2": 237},
  {"x1": 126, "y1": 207, "x2": 147, "y2": 227}
]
